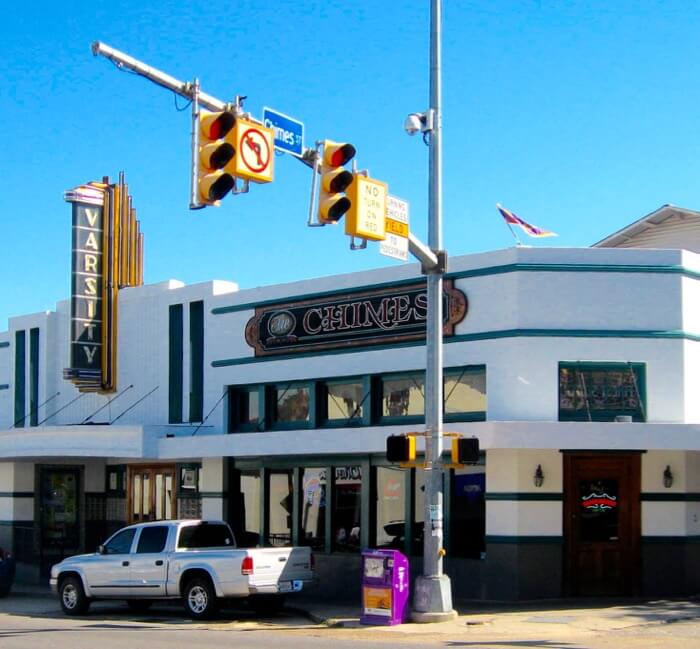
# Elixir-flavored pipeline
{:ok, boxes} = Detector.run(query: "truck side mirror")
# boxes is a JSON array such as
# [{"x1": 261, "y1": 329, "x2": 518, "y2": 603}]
[{"x1": 97, "y1": 545, "x2": 106, "y2": 555}]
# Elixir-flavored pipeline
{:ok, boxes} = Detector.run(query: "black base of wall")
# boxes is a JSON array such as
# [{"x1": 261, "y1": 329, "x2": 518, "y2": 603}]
[{"x1": 642, "y1": 540, "x2": 700, "y2": 596}]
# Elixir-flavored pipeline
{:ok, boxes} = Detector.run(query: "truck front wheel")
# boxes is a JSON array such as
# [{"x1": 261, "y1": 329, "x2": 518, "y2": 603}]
[
  {"x1": 59, "y1": 576, "x2": 91, "y2": 615},
  {"x1": 183, "y1": 576, "x2": 218, "y2": 620}
]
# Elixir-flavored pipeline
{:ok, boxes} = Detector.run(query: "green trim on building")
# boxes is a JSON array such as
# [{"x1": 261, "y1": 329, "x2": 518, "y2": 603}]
[
  {"x1": 0, "y1": 492, "x2": 34, "y2": 498},
  {"x1": 641, "y1": 493, "x2": 700, "y2": 501},
  {"x1": 213, "y1": 327, "x2": 699, "y2": 368},
  {"x1": 486, "y1": 535, "x2": 563, "y2": 544},
  {"x1": 14, "y1": 330, "x2": 25, "y2": 428},
  {"x1": 0, "y1": 341, "x2": 9, "y2": 349},
  {"x1": 168, "y1": 304, "x2": 184, "y2": 424},
  {"x1": 485, "y1": 492, "x2": 563, "y2": 501},
  {"x1": 642, "y1": 535, "x2": 700, "y2": 543},
  {"x1": 189, "y1": 301, "x2": 204, "y2": 423},
  {"x1": 29, "y1": 327, "x2": 39, "y2": 427},
  {"x1": 0, "y1": 384, "x2": 8, "y2": 390},
  {"x1": 199, "y1": 491, "x2": 225, "y2": 499},
  {"x1": 211, "y1": 261, "x2": 700, "y2": 316}
]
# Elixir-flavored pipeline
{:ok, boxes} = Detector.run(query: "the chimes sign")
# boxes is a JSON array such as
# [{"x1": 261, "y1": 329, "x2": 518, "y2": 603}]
[{"x1": 63, "y1": 175, "x2": 144, "y2": 393}]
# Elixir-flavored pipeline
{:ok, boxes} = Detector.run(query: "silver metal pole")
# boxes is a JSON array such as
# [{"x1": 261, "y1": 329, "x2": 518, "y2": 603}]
[{"x1": 412, "y1": 0, "x2": 456, "y2": 622}]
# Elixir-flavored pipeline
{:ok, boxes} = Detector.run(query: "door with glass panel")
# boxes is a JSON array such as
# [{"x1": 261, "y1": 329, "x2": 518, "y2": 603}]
[
  {"x1": 564, "y1": 453, "x2": 641, "y2": 596},
  {"x1": 128, "y1": 466, "x2": 176, "y2": 523}
]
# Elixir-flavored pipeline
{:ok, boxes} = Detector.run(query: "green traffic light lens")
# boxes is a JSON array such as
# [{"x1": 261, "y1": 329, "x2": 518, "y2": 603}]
[{"x1": 208, "y1": 174, "x2": 234, "y2": 201}]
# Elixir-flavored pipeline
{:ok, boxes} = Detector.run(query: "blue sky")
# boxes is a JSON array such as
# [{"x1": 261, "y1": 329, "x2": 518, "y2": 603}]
[{"x1": 2, "y1": 1, "x2": 700, "y2": 328}]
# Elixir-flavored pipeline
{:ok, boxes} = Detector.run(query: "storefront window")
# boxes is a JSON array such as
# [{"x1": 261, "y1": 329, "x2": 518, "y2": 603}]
[
  {"x1": 229, "y1": 470, "x2": 261, "y2": 547},
  {"x1": 333, "y1": 466, "x2": 362, "y2": 552},
  {"x1": 300, "y1": 468, "x2": 327, "y2": 549},
  {"x1": 375, "y1": 466, "x2": 406, "y2": 549},
  {"x1": 444, "y1": 367, "x2": 486, "y2": 418},
  {"x1": 272, "y1": 384, "x2": 311, "y2": 426},
  {"x1": 413, "y1": 469, "x2": 426, "y2": 555},
  {"x1": 382, "y1": 373, "x2": 425, "y2": 419},
  {"x1": 559, "y1": 363, "x2": 645, "y2": 422},
  {"x1": 267, "y1": 470, "x2": 293, "y2": 546},
  {"x1": 325, "y1": 380, "x2": 366, "y2": 423},
  {"x1": 450, "y1": 467, "x2": 486, "y2": 559}
]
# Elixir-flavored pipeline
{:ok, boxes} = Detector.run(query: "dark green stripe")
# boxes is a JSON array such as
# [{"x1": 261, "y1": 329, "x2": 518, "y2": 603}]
[
  {"x1": 641, "y1": 493, "x2": 700, "y2": 501},
  {"x1": 486, "y1": 535, "x2": 563, "y2": 544},
  {"x1": 169, "y1": 304, "x2": 184, "y2": 424},
  {"x1": 14, "y1": 330, "x2": 25, "y2": 427},
  {"x1": 29, "y1": 328, "x2": 39, "y2": 427},
  {"x1": 0, "y1": 520, "x2": 33, "y2": 526},
  {"x1": 0, "y1": 492, "x2": 33, "y2": 498},
  {"x1": 211, "y1": 262, "x2": 699, "y2": 316},
  {"x1": 0, "y1": 384, "x2": 8, "y2": 390},
  {"x1": 199, "y1": 491, "x2": 225, "y2": 498},
  {"x1": 213, "y1": 328, "x2": 698, "y2": 368},
  {"x1": 486, "y1": 493, "x2": 563, "y2": 501},
  {"x1": 0, "y1": 341, "x2": 9, "y2": 349},
  {"x1": 643, "y1": 535, "x2": 700, "y2": 543},
  {"x1": 189, "y1": 301, "x2": 204, "y2": 423}
]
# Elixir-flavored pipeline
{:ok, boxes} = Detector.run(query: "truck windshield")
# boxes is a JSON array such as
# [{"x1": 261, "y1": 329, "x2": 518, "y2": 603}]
[{"x1": 178, "y1": 523, "x2": 234, "y2": 549}]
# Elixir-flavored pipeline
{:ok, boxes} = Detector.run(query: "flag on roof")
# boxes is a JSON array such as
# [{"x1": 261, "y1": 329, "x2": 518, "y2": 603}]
[{"x1": 496, "y1": 204, "x2": 557, "y2": 238}]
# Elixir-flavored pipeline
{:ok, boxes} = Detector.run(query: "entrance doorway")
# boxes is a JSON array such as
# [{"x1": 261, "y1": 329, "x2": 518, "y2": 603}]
[
  {"x1": 39, "y1": 467, "x2": 81, "y2": 578},
  {"x1": 128, "y1": 465, "x2": 177, "y2": 523},
  {"x1": 564, "y1": 453, "x2": 641, "y2": 596}
]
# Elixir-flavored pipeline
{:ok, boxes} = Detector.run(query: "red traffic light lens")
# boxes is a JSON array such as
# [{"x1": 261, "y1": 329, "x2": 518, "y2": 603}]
[
  {"x1": 202, "y1": 111, "x2": 236, "y2": 140},
  {"x1": 328, "y1": 143, "x2": 356, "y2": 167}
]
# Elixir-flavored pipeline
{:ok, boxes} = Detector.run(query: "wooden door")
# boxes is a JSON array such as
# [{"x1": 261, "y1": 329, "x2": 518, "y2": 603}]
[
  {"x1": 128, "y1": 465, "x2": 176, "y2": 523},
  {"x1": 564, "y1": 453, "x2": 641, "y2": 596}
]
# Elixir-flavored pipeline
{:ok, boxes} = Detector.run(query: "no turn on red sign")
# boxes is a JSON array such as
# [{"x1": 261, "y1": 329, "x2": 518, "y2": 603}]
[{"x1": 229, "y1": 118, "x2": 275, "y2": 183}]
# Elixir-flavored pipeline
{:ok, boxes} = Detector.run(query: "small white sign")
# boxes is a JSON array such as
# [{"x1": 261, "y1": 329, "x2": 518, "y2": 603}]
[{"x1": 380, "y1": 195, "x2": 409, "y2": 261}]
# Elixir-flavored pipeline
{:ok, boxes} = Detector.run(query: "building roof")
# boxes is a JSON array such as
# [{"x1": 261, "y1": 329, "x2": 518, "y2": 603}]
[{"x1": 593, "y1": 204, "x2": 700, "y2": 251}]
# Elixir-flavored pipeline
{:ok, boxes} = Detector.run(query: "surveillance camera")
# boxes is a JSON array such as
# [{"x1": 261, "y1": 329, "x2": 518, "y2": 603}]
[{"x1": 404, "y1": 113, "x2": 423, "y2": 136}]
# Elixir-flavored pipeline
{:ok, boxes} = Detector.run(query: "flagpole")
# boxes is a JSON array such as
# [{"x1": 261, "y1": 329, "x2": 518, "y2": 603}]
[{"x1": 496, "y1": 203, "x2": 522, "y2": 246}]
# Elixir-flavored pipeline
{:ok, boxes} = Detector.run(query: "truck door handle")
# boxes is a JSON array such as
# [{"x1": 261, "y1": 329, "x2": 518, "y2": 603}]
[
  {"x1": 155, "y1": 560, "x2": 164, "y2": 566},
  {"x1": 122, "y1": 561, "x2": 130, "y2": 567}
]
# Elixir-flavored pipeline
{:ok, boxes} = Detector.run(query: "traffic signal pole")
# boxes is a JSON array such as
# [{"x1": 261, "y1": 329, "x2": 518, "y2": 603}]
[{"x1": 411, "y1": 0, "x2": 457, "y2": 623}]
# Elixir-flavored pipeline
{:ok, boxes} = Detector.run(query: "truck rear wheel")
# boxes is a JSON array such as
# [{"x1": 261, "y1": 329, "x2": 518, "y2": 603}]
[
  {"x1": 59, "y1": 576, "x2": 91, "y2": 615},
  {"x1": 183, "y1": 576, "x2": 218, "y2": 620}
]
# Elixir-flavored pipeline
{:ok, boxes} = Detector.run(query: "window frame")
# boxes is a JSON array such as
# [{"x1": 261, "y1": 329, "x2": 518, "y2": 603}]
[
  {"x1": 267, "y1": 381, "x2": 316, "y2": 430},
  {"x1": 443, "y1": 365, "x2": 487, "y2": 423},
  {"x1": 377, "y1": 370, "x2": 426, "y2": 426},
  {"x1": 558, "y1": 362, "x2": 646, "y2": 422},
  {"x1": 320, "y1": 375, "x2": 371, "y2": 428}
]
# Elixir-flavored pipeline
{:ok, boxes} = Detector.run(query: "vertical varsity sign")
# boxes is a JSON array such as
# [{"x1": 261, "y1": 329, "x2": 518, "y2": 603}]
[
  {"x1": 64, "y1": 176, "x2": 144, "y2": 393},
  {"x1": 64, "y1": 183, "x2": 107, "y2": 390}
]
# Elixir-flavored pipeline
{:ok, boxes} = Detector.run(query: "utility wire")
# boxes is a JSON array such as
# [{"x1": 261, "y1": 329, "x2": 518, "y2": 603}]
[
  {"x1": 79, "y1": 384, "x2": 134, "y2": 424},
  {"x1": 191, "y1": 390, "x2": 228, "y2": 436},
  {"x1": 110, "y1": 386, "x2": 159, "y2": 424},
  {"x1": 11, "y1": 391, "x2": 61, "y2": 428}
]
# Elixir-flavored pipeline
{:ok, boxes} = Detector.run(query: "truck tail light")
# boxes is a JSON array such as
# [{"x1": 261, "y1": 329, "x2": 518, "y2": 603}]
[{"x1": 241, "y1": 556, "x2": 254, "y2": 575}]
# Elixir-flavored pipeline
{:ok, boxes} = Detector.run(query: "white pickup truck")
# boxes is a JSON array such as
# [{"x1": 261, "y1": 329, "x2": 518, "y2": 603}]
[{"x1": 49, "y1": 519, "x2": 314, "y2": 619}]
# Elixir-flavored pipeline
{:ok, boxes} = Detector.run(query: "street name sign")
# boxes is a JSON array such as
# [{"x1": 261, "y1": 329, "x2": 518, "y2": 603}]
[{"x1": 262, "y1": 107, "x2": 304, "y2": 157}]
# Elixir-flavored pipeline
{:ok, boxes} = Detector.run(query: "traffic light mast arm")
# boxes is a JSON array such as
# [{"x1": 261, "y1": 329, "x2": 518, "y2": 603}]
[{"x1": 92, "y1": 41, "x2": 318, "y2": 169}]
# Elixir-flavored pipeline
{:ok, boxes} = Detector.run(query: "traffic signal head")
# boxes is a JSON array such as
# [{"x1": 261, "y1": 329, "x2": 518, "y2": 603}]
[
  {"x1": 451, "y1": 437, "x2": 480, "y2": 465},
  {"x1": 386, "y1": 434, "x2": 416, "y2": 463},
  {"x1": 318, "y1": 140, "x2": 356, "y2": 224},
  {"x1": 197, "y1": 110, "x2": 237, "y2": 205}
]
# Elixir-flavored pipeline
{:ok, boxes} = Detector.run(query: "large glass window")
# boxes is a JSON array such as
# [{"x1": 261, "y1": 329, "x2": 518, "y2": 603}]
[
  {"x1": 136, "y1": 526, "x2": 169, "y2": 553},
  {"x1": 300, "y1": 468, "x2": 327, "y2": 549},
  {"x1": 267, "y1": 470, "x2": 293, "y2": 546},
  {"x1": 450, "y1": 466, "x2": 486, "y2": 559},
  {"x1": 333, "y1": 466, "x2": 362, "y2": 552},
  {"x1": 374, "y1": 467, "x2": 406, "y2": 549},
  {"x1": 559, "y1": 363, "x2": 645, "y2": 422},
  {"x1": 324, "y1": 379, "x2": 366, "y2": 424},
  {"x1": 271, "y1": 384, "x2": 311, "y2": 427},
  {"x1": 381, "y1": 373, "x2": 425, "y2": 420},
  {"x1": 444, "y1": 367, "x2": 486, "y2": 419},
  {"x1": 229, "y1": 470, "x2": 261, "y2": 547}
]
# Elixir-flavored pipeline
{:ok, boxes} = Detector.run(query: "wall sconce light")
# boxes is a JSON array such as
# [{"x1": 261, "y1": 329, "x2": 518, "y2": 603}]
[
  {"x1": 663, "y1": 465, "x2": 674, "y2": 489},
  {"x1": 534, "y1": 464, "x2": 544, "y2": 488}
]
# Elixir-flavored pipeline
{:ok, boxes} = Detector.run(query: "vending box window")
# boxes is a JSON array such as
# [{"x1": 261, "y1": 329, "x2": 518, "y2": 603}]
[{"x1": 360, "y1": 548, "x2": 409, "y2": 625}]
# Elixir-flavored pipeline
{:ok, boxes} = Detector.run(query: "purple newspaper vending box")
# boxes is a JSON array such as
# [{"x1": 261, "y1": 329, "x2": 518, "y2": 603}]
[{"x1": 360, "y1": 549, "x2": 409, "y2": 625}]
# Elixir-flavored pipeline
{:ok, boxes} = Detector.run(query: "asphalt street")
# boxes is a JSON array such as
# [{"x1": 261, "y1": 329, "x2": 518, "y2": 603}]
[{"x1": 1, "y1": 592, "x2": 700, "y2": 648}]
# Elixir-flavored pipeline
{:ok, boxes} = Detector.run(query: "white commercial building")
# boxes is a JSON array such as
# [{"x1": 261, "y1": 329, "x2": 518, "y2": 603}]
[{"x1": 2, "y1": 204, "x2": 700, "y2": 600}]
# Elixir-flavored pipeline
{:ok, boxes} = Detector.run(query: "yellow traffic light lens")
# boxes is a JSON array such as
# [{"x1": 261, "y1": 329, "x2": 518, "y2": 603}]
[
  {"x1": 200, "y1": 142, "x2": 235, "y2": 170},
  {"x1": 322, "y1": 169, "x2": 353, "y2": 194}
]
